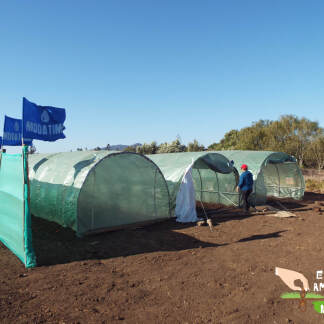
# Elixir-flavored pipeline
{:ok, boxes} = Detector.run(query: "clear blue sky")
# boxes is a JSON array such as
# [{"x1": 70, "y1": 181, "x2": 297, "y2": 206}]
[{"x1": 1, "y1": 0, "x2": 324, "y2": 153}]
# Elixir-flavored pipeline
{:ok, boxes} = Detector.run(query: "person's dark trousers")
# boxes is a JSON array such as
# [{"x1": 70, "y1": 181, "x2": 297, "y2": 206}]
[{"x1": 240, "y1": 189, "x2": 253, "y2": 212}]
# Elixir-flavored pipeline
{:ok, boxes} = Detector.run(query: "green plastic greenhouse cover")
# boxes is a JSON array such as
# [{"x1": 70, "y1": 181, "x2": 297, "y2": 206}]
[
  {"x1": 28, "y1": 151, "x2": 171, "y2": 235},
  {"x1": 0, "y1": 147, "x2": 36, "y2": 268},
  {"x1": 147, "y1": 152, "x2": 238, "y2": 210},
  {"x1": 212, "y1": 150, "x2": 305, "y2": 203}
]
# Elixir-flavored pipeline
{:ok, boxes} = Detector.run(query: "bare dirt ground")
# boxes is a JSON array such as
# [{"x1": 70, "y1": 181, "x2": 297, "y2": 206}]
[{"x1": 2, "y1": 192, "x2": 324, "y2": 323}]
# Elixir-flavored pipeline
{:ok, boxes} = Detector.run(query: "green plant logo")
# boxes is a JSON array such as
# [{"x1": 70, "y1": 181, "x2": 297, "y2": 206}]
[
  {"x1": 280, "y1": 291, "x2": 324, "y2": 313},
  {"x1": 276, "y1": 267, "x2": 324, "y2": 313}
]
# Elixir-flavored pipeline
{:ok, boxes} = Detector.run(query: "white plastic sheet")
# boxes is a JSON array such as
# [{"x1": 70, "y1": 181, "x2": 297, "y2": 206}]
[{"x1": 175, "y1": 163, "x2": 198, "y2": 223}]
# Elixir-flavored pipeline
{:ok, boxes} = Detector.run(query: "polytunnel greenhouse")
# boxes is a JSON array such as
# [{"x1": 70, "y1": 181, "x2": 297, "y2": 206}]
[
  {"x1": 28, "y1": 151, "x2": 171, "y2": 235},
  {"x1": 147, "y1": 152, "x2": 239, "y2": 222},
  {"x1": 216, "y1": 150, "x2": 305, "y2": 204}
]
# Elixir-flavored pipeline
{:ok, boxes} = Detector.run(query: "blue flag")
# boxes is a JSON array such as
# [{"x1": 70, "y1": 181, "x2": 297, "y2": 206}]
[
  {"x1": 0, "y1": 136, "x2": 2, "y2": 149},
  {"x1": 3, "y1": 116, "x2": 33, "y2": 146},
  {"x1": 22, "y1": 97, "x2": 66, "y2": 142}
]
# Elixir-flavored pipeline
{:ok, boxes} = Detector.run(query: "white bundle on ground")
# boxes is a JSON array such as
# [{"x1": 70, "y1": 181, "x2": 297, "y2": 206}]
[{"x1": 268, "y1": 210, "x2": 297, "y2": 218}]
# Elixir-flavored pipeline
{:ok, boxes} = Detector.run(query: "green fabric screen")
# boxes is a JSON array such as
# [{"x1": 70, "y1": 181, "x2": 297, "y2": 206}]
[{"x1": 0, "y1": 147, "x2": 36, "y2": 268}]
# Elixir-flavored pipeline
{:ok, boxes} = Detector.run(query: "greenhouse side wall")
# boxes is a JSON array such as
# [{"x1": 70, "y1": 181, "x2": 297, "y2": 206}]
[
  {"x1": 77, "y1": 153, "x2": 171, "y2": 234},
  {"x1": 28, "y1": 151, "x2": 111, "y2": 231}
]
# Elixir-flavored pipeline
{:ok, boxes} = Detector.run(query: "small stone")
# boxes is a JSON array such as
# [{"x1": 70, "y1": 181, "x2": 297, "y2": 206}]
[{"x1": 197, "y1": 220, "x2": 205, "y2": 226}]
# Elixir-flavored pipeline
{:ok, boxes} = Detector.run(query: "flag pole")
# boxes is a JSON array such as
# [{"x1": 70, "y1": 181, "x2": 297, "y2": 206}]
[
  {"x1": 21, "y1": 99, "x2": 32, "y2": 263},
  {"x1": 21, "y1": 101, "x2": 30, "y2": 217},
  {"x1": 22, "y1": 98, "x2": 26, "y2": 255},
  {"x1": 21, "y1": 99, "x2": 30, "y2": 210},
  {"x1": 22, "y1": 97, "x2": 24, "y2": 147}
]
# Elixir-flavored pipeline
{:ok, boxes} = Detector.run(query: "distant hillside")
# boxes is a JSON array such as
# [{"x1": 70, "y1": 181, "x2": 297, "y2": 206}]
[{"x1": 109, "y1": 143, "x2": 142, "y2": 151}]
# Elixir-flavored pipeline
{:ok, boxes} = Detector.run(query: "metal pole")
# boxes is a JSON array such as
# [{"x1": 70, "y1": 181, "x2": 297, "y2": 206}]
[
  {"x1": 153, "y1": 168, "x2": 157, "y2": 219},
  {"x1": 215, "y1": 171, "x2": 220, "y2": 203},
  {"x1": 197, "y1": 169, "x2": 203, "y2": 202},
  {"x1": 275, "y1": 164, "x2": 280, "y2": 197}
]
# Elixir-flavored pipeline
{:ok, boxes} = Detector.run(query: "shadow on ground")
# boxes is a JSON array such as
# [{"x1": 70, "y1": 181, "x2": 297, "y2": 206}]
[
  {"x1": 236, "y1": 230, "x2": 287, "y2": 243},
  {"x1": 266, "y1": 199, "x2": 305, "y2": 210},
  {"x1": 198, "y1": 192, "x2": 323, "y2": 222},
  {"x1": 303, "y1": 191, "x2": 324, "y2": 203},
  {"x1": 32, "y1": 192, "x2": 324, "y2": 267},
  {"x1": 32, "y1": 216, "x2": 226, "y2": 266},
  {"x1": 197, "y1": 207, "x2": 254, "y2": 224}
]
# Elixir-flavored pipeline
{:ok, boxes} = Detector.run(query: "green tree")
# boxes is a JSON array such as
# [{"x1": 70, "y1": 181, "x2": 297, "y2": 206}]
[
  {"x1": 123, "y1": 146, "x2": 136, "y2": 152},
  {"x1": 149, "y1": 141, "x2": 158, "y2": 154},
  {"x1": 208, "y1": 129, "x2": 240, "y2": 150},
  {"x1": 134, "y1": 142, "x2": 157, "y2": 154},
  {"x1": 208, "y1": 115, "x2": 324, "y2": 168},
  {"x1": 187, "y1": 139, "x2": 204, "y2": 152},
  {"x1": 267, "y1": 115, "x2": 322, "y2": 167},
  {"x1": 157, "y1": 139, "x2": 186, "y2": 153},
  {"x1": 242, "y1": 120, "x2": 271, "y2": 150},
  {"x1": 307, "y1": 135, "x2": 324, "y2": 170}
]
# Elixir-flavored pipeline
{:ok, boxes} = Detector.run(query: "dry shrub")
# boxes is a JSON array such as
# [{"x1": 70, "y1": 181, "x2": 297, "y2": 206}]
[{"x1": 305, "y1": 179, "x2": 324, "y2": 193}]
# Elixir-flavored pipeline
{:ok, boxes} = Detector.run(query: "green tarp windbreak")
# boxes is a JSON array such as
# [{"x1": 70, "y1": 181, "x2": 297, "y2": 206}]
[{"x1": 0, "y1": 146, "x2": 36, "y2": 268}]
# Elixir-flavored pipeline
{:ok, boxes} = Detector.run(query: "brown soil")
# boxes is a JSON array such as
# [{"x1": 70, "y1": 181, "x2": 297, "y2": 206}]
[{"x1": 1, "y1": 192, "x2": 324, "y2": 323}]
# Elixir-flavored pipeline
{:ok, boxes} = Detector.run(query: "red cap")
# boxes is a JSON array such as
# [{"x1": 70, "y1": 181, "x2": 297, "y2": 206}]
[{"x1": 241, "y1": 164, "x2": 248, "y2": 170}]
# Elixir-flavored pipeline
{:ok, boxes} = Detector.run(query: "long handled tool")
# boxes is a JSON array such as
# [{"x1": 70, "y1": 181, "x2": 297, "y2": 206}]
[{"x1": 198, "y1": 199, "x2": 213, "y2": 232}]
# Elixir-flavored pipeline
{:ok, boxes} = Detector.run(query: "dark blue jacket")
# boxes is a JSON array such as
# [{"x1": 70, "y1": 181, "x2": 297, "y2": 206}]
[{"x1": 238, "y1": 170, "x2": 253, "y2": 191}]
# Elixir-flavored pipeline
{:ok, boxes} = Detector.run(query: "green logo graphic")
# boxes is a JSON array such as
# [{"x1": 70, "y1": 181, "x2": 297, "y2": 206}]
[
  {"x1": 312, "y1": 301, "x2": 324, "y2": 314},
  {"x1": 281, "y1": 292, "x2": 324, "y2": 299},
  {"x1": 280, "y1": 292, "x2": 324, "y2": 313},
  {"x1": 276, "y1": 267, "x2": 324, "y2": 313}
]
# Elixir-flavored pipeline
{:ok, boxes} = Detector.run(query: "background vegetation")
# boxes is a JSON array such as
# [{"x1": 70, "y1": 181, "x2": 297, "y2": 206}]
[
  {"x1": 305, "y1": 179, "x2": 324, "y2": 193},
  {"x1": 76, "y1": 114, "x2": 324, "y2": 169},
  {"x1": 207, "y1": 115, "x2": 324, "y2": 169}
]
